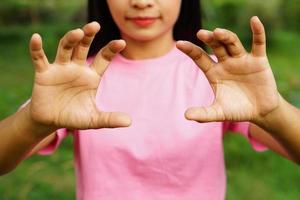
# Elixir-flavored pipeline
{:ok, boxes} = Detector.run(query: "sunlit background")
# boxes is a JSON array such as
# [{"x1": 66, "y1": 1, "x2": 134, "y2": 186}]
[{"x1": 0, "y1": 0, "x2": 299, "y2": 199}]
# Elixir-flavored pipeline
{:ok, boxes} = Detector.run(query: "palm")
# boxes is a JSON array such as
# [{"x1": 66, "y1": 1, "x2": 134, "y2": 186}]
[
  {"x1": 31, "y1": 62, "x2": 101, "y2": 128},
  {"x1": 207, "y1": 55, "x2": 278, "y2": 121},
  {"x1": 28, "y1": 22, "x2": 130, "y2": 130},
  {"x1": 177, "y1": 17, "x2": 279, "y2": 123}
]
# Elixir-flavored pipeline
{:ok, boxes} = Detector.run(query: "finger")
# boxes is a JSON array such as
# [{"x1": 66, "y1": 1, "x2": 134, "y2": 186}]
[
  {"x1": 250, "y1": 16, "x2": 266, "y2": 57},
  {"x1": 213, "y1": 28, "x2": 247, "y2": 57},
  {"x1": 91, "y1": 40, "x2": 126, "y2": 76},
  {"x1": 29, "y1": 33, "x2": 49, "y2": 72},
  {"x1": 73, "y1": 22, "x2": 101, "y2": 65},
  {"x1": 176, "y1": 40, "x2": 216, "y2": 73},
  {"x1": 185, "y1": 105, "x2": 225, "y2": 122},
  {"x1": 95, "y1": 111, "x2": 132, "y2": 129},
  {"x1": 197, "y1": 30, "x2": 229, "y2": 62},
  {"x1": 55, "y1": 29, "x2": 84, "y2": 64}
]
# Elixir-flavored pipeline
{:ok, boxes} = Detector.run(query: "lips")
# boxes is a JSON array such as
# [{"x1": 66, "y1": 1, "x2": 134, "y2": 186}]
[{"x1": 127, "y1": 16, "x2": 158, "y2": 27}]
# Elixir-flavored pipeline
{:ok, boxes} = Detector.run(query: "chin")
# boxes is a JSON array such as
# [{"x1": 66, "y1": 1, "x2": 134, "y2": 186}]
[{"x1": 125, "y1": 30, "x2": 167, "y2": 43}]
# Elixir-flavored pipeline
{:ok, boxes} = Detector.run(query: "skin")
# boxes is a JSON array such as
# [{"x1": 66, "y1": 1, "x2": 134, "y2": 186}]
[
  {"x1": 107, "y1": 0, "x2": 181, "y2": 59},
  {"x1": 0, "y1": 0, "x2": 299, "y2": 175},
  {"x1": 0, "y1": 22, "x2": 131, "y2": 175},
  {"x1": 176, "y1": 16, "x2": 300, "y2": 163}
]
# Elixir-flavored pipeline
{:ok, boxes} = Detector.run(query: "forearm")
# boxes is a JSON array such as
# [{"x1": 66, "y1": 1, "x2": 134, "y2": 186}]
[
  {"x1": 0, "y1": 104, "x2": 56, "y2": 175},
  {"x1": 255, "y1": 94, "x2": 300, "y2": 164}
]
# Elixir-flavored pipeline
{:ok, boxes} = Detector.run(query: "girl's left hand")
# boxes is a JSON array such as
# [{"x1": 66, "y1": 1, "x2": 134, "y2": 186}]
[{"x1": 177, "y1": 16, "x2": 280, "y2": 124}]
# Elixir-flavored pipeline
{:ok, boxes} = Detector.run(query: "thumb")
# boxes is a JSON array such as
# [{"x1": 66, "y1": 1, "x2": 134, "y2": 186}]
[
  {"x1": 92, "y1": 111, "x2": 132, "y2": 129},
  {"x1": 185, "y1": 105, "x2": 225, "y2": 122}
]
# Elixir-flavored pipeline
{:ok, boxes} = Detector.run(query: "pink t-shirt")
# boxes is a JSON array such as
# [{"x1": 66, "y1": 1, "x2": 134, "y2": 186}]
[{"x1": 39, "y1": 47, "x2": 266, "y2": 200}]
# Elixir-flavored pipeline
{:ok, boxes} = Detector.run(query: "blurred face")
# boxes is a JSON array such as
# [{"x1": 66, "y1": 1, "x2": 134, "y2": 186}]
[{"x1": 107, "y1": 0, "x2": 182, "y2": 42}]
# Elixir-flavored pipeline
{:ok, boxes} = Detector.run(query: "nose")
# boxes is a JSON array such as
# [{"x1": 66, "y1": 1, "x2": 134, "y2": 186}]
[{"x1": 130, "y1": 0, "x2": 154, "y2": 9}]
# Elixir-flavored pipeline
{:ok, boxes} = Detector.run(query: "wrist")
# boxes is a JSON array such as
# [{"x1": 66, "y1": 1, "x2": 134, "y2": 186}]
[
  {"x1": 253, "y1": 93, "x2": 286, "y2": 132},
  {"x1": 16, "y1": 103, "x2": 57, "y2": 141}
]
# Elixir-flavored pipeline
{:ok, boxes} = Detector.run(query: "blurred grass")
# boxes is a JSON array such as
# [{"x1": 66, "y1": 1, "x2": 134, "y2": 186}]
[
  {"x1": 224, "y1": 134, "x2": 300, "y2": 200},
  {"x1": 268, "y1": 31, "x2": 300, "y2": 107},
  {"x1": 0, "y1": 24, "x2": 299, "y2": 199},
  {"x1": 0, "y1": 137, "x2": 75, "y2": 199}
]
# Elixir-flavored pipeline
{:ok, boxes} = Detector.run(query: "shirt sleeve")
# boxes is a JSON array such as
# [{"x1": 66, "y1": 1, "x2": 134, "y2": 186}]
[
  {"x1": 38, "y1": 128, "x2": 69, "y2": 155},
  {"x1": 223, "y1": 121, "x2": 268, "y2": 152}
]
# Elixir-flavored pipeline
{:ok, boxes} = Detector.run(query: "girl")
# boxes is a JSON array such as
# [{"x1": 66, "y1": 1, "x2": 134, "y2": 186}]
[{"x1": 1, "y1": 0, "x2": 300, "y2": 199}]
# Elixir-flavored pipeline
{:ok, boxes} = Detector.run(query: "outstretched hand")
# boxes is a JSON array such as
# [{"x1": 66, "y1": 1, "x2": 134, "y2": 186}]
[
  {"x1": 28, "y1": 22, "x2": 131, "y2": 130},
  {"x1": 177, "y1": 16, "x2": 280, "y2": 124}
]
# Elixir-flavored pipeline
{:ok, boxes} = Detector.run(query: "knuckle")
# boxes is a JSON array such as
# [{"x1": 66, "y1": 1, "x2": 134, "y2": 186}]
[
  {"x1": 232, "y1": 33, "x2": 238, "y2": 38},
  {"x1": 81, "y1": 37, "x2": 93, "y2": 48},
  {"x1": 101, "y1": 49, "x2": 113, "y2": 61},
  {"x1": 192, "y1": 51, "x2": 203, "y2": 61},
  {"x1": 254, "y1": 37, "x2": 265, "y2": 45},
  {"x1": 108, "y1": 42, "x2": 119, "y2": 54},
  {"x1": 231, "y1": 33, "x2": 239, "y2": 42},
  {"x1": 32, "y1": 51, "x2": 44, "y2": 61}
]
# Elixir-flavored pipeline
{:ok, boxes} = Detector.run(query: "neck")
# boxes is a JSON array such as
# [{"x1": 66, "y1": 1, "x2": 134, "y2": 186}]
[{"x1": 121, "y1": 31, "x2": 175, "y2": 60}]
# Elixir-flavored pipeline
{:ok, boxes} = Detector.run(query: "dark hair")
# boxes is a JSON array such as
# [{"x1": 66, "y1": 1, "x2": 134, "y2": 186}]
[{"x1": 88, "y1": 0, "x2": 204, "y2": 56}]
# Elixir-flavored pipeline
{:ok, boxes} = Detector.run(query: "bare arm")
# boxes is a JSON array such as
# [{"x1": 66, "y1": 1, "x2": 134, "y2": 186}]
[
  {"x1": 250, "y1": 96, "x2": 300, "y2": 164},
  {"x1": 0, "y1": 104, "x2": 55, "y2": 175},
  {"x1": 249, "y1": 123, "x2": 293, "y2": 160}
]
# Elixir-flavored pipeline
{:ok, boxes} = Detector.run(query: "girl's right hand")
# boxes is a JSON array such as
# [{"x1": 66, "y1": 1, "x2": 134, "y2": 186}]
[{"x1": 28, "y1": 22, "x2": 131, "y2": 131}]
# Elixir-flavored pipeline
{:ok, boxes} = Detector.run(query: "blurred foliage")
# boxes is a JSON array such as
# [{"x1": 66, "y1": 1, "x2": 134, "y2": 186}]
[
  {"x1": 0, "y1": 0, "x2": 85, "y2": 25},
  {"x1": 279, "y1": 0, "x2": 300, "y2": 32},
  {"x1": 202, "y1": 0, "x2": 300, "y2": 48},
  {"x1": 0, "y1": 0, "x2": 299, "y2": 40}
]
